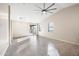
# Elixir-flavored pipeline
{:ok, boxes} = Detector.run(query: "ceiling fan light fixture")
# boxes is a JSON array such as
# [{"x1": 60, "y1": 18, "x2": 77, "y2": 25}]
[
  {"x1": 34, "y1": 3, "x2": 57, "y2": 15},
  {"x1": 42, "y1": 11, "x2": 46, "y2": 14}
]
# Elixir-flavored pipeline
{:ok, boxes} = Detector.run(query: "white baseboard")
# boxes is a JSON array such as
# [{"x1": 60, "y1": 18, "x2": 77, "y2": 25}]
[
  {"x1": 56, "y1": 38, "x2": 79, "y2": 45},
  {"x1": 40, "y1": 35, "x2": 79, "y2": 45}
]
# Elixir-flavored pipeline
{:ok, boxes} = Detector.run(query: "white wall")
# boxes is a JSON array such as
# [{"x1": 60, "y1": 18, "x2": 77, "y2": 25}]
[
  {"x1": 39, "y1": 4, "x2": 79, "y2": 45},
  {"x1": 0, "y1": 4, "x2": 9, "y2": 55},
  {"x1": 12, "y1": 20, "x2": 30, "y2": 38}
]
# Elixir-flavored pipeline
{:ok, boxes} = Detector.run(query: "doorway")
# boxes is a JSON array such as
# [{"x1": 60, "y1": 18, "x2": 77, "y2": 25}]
[{"x1": 30, "y1": 24, "x2": 39, "y2": 36}]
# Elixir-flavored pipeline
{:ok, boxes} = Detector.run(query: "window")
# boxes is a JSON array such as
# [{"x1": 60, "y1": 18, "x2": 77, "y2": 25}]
[{"x1": 48, "y1": 22, "x2": 54, "y2": 32}]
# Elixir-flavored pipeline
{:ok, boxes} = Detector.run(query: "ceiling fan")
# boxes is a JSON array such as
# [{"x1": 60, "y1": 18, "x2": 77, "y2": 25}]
[{"x1": 34, "y1": 3, "x2": 57, "y2": 15}]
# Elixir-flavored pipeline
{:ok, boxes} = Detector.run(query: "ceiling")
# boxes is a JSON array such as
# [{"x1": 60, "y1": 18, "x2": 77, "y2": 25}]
[{"x1": 10, "y1": 3, "x2": 76, "y2": 23}]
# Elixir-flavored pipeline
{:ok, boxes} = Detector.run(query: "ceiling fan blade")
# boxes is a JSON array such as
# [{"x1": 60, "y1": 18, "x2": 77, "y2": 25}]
[
  {"x1": 35, "y1": 5, "x2": 42, "y2": 10},
  {"x1": 46, "y1": 3, "x2": 55, "y2": 10},
  {"x1": 43, "y1": 3, "x2": 45, "y2": 9},
  {"x1": 47, "y1": 8, "x2": 57, "y2": 11},
  {"x1": 47, "y1": 11, "x2": 53, "y2": 13},
  {"x1": 33, "y1": 10, "x2": 41, "y2": 11}
]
